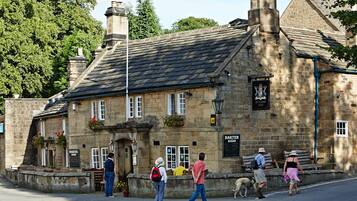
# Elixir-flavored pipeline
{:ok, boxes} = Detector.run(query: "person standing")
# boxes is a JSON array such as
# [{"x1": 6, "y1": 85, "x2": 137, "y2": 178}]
[
  {"x1": 283, "y1": 150, "x2": 304, "y2": 195},
  {"x1": 189, "y1": 152, "x2": 207, "y2": 201},
  {"x1": 254, "y1": 148, "x2": 267, "y2": 199},
  {"x1": 150, "y1": 157, "x2": 167, "y2": 201},
  {"x1": 104, "y1": 152, "x2": 115, "y2": 197},
  {"x1": 173, "y1": 162, "x2": 186, "y2": 176}
]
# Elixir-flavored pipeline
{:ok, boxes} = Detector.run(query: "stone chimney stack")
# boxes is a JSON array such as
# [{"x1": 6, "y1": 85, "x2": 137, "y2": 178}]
[
  {"x1": 346, "y1": 5, "x2": 356, "y2": 47},
  {"x1": 68, "y1": 48, "x2": 87, "y2": 87},
  {"x1": 248, "y1": 0, "x2": 280, "y2": 34},
  {"x1": 105, "y1": 1, "x2": 128, "y2": 48}
]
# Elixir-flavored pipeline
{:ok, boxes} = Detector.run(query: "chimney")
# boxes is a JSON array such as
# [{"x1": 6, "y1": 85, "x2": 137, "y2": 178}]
[
  {"x1": 248, "y1": 0, "x2": 280, "y2": 34},
  {"x1": 346, "y1": 5, "x2": 356, "y2": 47},
  {"x1": 105, "y1": 1, "x2": 128, "y2": 48},
  {"x1": 68, "y1": 48, "x2": 87, "y2": 87}
]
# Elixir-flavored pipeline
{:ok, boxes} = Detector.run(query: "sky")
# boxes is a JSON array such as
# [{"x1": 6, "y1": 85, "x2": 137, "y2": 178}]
[{"x1": 92, "y1": 0, "x2": 292, "y2": 29}]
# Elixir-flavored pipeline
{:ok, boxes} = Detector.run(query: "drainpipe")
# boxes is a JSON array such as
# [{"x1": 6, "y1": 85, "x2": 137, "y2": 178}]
[{"x1": 313, "y1": 56, "x2": 319, "y2": 163}]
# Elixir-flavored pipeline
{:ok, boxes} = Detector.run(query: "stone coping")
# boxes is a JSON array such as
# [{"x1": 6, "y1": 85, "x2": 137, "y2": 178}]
[{"x1": 6, "y1": 169, "x2": 91, "y2": 177}]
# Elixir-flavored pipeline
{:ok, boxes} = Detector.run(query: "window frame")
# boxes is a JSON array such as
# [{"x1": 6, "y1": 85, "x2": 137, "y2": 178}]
[
  {"x1": 178, "y1": 146, "x2": 190, "y2": 169},
  {"x1": 165, "y1": 146, "x2": 177, "y2": 170},
  {"x1": 177, "y1": 93, "x2": 186, "y2": 115},
  {"x1": 128, "y1": 97, "x2": 134, "y2": 118},
  {"x1": 167, "y1": 94, "x2": 176, "y2": 115},
  {"x1": 98, "y1": 100, "x2": 105, "y2": 120},
  {"x1": 41, "y1": 148, "x2": 46, "y2": 166},
  {"x1": 91, "y1": 101, "x2": 98, "y2": 119},
  {"x1": 101, "y1": 147, "x2": 109, "y2": 168},
  {"x1": 135, "y1": 96, "x2": 143, "y2": 118},
  {"x1": 40, "y1": 120, "x2": 45, "y2": 137},
  {"x1": 336, "y1": 120, "x2": 348, "y2": 137},
  {"x1": 91, "y1": 148, "x2": 100, "y2": 169}
]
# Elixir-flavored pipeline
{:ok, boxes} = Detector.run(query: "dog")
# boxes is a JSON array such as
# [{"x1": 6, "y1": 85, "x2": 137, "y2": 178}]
[{"x1": 233, "y1": 177, "x2": 256, "y2": 199}]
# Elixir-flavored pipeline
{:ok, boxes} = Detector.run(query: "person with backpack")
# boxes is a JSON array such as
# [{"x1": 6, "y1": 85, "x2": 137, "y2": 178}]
[
  {"x1": 104, "y1": 152, "x2": 115, "y2": 197},
  {"x1": 253, "y1": 148, "x2": 267, "y2": 199},
  {"x1": 150, "y1": 157, "x2": 167, "y2": 201},
  {"x1": 189, "y1": 152, "x2": 207, "y2": 201}
]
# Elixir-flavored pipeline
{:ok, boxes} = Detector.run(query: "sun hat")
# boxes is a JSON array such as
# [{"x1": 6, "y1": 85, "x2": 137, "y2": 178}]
[
  {"x1": 289, "y1": 150, "x2": 298, "y2": 156},
  {"x1": 258, "y1": 147, "x2": 266, "y2": 153},
  {"x1": 155, "y1": 157, "x2": 164, "y2": 166}
]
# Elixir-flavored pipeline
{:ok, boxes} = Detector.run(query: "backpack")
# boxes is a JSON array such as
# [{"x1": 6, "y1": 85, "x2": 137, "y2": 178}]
[
  {"x1": 150, "y1": 166, "x2": 162, "y2": 182},
  {"x1": 251, "y1": 159, "x2": 259, "y2": 170}
]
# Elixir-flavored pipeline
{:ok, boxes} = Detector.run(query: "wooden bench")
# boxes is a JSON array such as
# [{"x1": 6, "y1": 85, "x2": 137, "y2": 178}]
[
  {"x1": 284, "y1": 150, "x2": 322, "y2": 170},
  {"x1": 242, "y1": 153, "x2": 274, "y2": 173},
  {"x1": 83, "y1": 168, "x2": 104, "y2": 191}
]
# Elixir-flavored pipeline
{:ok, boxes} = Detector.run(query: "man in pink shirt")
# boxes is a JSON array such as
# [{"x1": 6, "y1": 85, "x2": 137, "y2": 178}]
[{"x1": 189, "y1": 152, "x2": 207, "y2": 201}]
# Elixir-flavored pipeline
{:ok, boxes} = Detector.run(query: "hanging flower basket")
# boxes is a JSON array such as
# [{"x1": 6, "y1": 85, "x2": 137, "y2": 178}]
[
  {"x1": 56, "y1": 131, "x2": 66, "y2": 146},
  {"x1": 163, "y1": 115, "x2": 185, "y2": 127},
  {"x1": 32, "y1": 135, "x2": 44, "y2": 147},
  {"x1": 88, "y1": 117, "x2": 104, "y2": 130}
]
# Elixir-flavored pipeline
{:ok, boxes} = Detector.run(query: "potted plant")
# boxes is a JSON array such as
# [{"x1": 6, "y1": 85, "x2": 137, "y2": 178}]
[
  {"x1": 56, "y1": 131, "x2": 66, "y2": 147},
  {"x1": 88, "y1": 117, "x2": 104, "y2": 130},
  {"x1": 122, "y1": 182, "x2": 129, "y2": 197},
  {"x1": 32, "y1": 135, "x2": 44, "y2": 147},
  {"x1": 115, "y1": 180, "x2": 126, "y2": 192},
  {"x1": 163, "y1": 114, "x2": 185, "y2": 127}
]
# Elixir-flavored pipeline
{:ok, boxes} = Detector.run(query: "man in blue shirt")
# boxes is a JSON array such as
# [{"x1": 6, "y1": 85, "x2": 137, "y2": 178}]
[
  {"x1": 104, "y1": 152, "x2": 115, "y2": 197},
  {"x1": 254, "y1": 147, "x2": 267, "y2": 199}
]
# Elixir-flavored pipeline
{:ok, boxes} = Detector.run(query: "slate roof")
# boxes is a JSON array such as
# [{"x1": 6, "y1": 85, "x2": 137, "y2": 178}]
[
  {"x1": 282, "y1": 26, "x2": 346, "y2": 66},
  {"x1": 34, "y1": 101, "x2": 67, "y2": 119},
  {"x1": 66, "y1": 25, "x2": 251, "y2": 100}
]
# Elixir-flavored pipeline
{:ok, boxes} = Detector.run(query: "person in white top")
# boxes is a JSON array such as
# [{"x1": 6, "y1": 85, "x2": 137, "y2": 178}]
[{"x1": 150, "y1": 157, "x2": 167, "y2": 201}]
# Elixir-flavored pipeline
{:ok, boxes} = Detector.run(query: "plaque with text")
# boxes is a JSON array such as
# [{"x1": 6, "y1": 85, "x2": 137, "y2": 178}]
[
  {"x1": 223, "y1": 135, "x2": 240, "y2": 157},
  {"x1": 69, "y1": 149, "x2": 80, "y2": 168},
  {"x1": 252, "y1": 80, "x2": 270, "y2": 110}
]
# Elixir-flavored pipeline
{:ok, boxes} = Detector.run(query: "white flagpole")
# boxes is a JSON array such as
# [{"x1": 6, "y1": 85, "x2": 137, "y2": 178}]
[{"x1": 125, "y1": 9, "x2": 129, "y2": 122}]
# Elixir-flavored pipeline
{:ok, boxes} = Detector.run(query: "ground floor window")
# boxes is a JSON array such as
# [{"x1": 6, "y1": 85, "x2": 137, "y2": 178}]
[
  {"x1": 165, "y1": 146, "x2": 190, "y2": 169},
  {"x1": 101, "y1": 147, "x2": 109, "y2": 168},
  {"x1": 336, "y1": 120, "x2": 348, "y2": 137},
  {"x1": 91, "y1": 148, "x2": 100, "y2": 168},
  {"x1": 91, "y1": 147, "x2": 109, "y2": 169}
]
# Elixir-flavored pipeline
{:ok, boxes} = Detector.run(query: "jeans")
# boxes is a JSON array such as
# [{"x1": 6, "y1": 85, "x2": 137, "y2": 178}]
[
  {"x1": 189, "y1": 184, "x2": 207, "y2": 201},
  {"x1": 154, "y1": 181, "x2": 165, "y2": 201},
  {"x1": 105, "y1": 172, "x2": 115, "y2": 196}
]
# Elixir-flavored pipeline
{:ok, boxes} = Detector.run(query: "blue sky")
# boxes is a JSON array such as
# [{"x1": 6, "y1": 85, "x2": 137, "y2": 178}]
[{"x1": 92, "y1": 0, "x2": 292, "y2": 29}]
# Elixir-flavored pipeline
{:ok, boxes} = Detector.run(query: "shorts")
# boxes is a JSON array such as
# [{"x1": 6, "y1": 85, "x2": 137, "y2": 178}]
[{"x1": 254, "y1": 169, "x2": 267, "y2": 184}]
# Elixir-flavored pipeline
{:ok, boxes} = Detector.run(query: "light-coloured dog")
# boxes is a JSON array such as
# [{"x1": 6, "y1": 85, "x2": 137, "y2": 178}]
[{"x1": 233, "y1": 177, "x2": 256, "y2": 199}]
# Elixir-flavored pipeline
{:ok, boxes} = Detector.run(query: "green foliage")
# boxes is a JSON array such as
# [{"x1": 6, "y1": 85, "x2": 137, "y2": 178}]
[
  {"x1": 32, "y1": 135, "x2": 44, "y2": 147},
  {"x1": 324, "y1": 0, "x2": 357, "y2": 68},
  {"x1": 163, "y1": 115, "x2": 185, "y2": 127},
  {"x1": 0, "y1": 0, "x2": 104, "y2": 113},
  {"x1": 129, "y1": 0, "x2": 161, "y2": 39},
  {"x1": 171, "y1": 17, "x2": 218, "y2": 32}
]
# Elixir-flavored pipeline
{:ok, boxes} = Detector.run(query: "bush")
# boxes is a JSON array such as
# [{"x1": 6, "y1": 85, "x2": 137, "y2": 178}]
[{"x1": 163, "y1": 115, "x2": 185, "y2": 127}]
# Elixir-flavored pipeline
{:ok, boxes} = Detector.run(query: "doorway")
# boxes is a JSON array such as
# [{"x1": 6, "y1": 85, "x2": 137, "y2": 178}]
[{"x1": 116, "y1": 139, "x2": 133, "y2": 178}]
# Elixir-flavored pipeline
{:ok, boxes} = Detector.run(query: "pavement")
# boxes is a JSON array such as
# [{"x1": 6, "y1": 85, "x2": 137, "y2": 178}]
[{"x1": 1, "y1": 175, "x2": 357, "y2": 201}]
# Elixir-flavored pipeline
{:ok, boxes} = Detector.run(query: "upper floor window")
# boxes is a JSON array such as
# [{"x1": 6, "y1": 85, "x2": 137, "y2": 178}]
[
  {"x1": 336, "y1": 120, "x2": 348, "y2": 137},
  {"x1": 40, "y1": 120, "x2": 45, "y2": 137},
  {"x1": 167, "y1": 93, "x2": 185, "y2": 115},
  {"x1": 128, "y1": 96, "x2": 143, "y2": 118},
  {"x1": 91, "y1": 100, "x2": 105, "y2": 120},
  {"x1": 62, "y1": 118, "x2": 66, "y2": 136}
]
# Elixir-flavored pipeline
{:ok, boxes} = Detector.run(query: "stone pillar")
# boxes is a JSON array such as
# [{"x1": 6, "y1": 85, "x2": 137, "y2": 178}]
[
  {"x1": 105, "y1": 1, "x2": 128, "y2": 48},
  {"x1": 67, "y1": 48, "x2": 87, "y2": 88},
  {"x1": 248, "y1": 0, "x2": 280, "y2": 34}
]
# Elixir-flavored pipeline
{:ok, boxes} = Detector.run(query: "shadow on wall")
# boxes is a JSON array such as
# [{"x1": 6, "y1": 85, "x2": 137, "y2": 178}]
[{"x1": 21, "y1": 119, "x2": 38, "y2": 166}]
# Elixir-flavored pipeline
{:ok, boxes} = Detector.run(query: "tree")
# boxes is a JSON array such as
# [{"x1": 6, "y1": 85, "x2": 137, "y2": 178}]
[
  {"x1": 130, "y1": 0, "x2": 161, "y2": 39},
  {"x1": 326, "y1": 0, "x2": 357, "y2": 68},
  {"x1": 171, "y1": 17, "x2": 218, "y2": 32},
  {"x1": 0, "y1": 0, "x2": 104, "y2": 114}
]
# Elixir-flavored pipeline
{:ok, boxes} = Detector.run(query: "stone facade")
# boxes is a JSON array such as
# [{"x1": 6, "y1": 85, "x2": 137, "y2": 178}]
[
  {"x1": 281, "y1": 0, "x2": 340, "y2": 33},
  {"x1": 4, "y1": 99, "x2": 47, "y2": 169}
]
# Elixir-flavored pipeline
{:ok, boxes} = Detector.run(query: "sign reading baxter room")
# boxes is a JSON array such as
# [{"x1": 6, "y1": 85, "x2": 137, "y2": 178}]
[
  {"x1": 223, "y1": 135, "x2": 240, "y2": 157},
  {"x1": 252, "y1": 80, "x2": 270, "y2": 110}
]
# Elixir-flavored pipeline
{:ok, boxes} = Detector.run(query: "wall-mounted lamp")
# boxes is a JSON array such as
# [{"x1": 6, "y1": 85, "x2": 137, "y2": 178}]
[
  {"x1": 224, "y1": 70, "x2": 231, "y2": 77},
  {"x1": 184, "y1": 91, "x2": 193, "y2": 97},
  {"x1": 212, "y1": 96, "x2": 224, "y2": 114},
  {"x1": 72, "y1": 101, "x2": 81, "y2": 111}
]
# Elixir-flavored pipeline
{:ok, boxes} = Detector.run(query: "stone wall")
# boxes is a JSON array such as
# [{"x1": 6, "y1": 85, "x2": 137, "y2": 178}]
[
  {"x1": 281, "y1": 0, "x2": 339, "y2": 32},
  {"x1": 5, "y1": 169, "x2": 94, "y2": 193},
  {"x1": 4, "y1": 99, "x2": 48, "y2": 169},
  {"x1": 319, "y1": 73, "x2": 357, "y2": 171},
  {"x1": 128, "y1": 170, "x2": 346, "y2": 198},
  {"x1": 0, "y1": 134, "x2": 4, "y2": 173}
]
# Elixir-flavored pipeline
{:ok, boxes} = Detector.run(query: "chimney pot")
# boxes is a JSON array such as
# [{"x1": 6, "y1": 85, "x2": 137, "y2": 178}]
[
  {"x1": 248, "y1": 0, "x2": 279, "y2": 34},
  {"x1": 105, "y1": 1, "x2": 128, "y2": 48}
]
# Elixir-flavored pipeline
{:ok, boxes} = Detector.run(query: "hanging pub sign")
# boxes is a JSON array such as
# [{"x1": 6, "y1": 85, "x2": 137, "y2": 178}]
[
  {"x1": 210, "y1": 114, "x2": 216, "y2": 126},
  {"x1": 69, "y1": 149, "x2": 80, "y2": 168},
  {"x1": 223, "y1": 135, "x2": 240, "y2": 157},
  {"x1": 252, "y1": 80, "x2": 270, "y2": 110}
]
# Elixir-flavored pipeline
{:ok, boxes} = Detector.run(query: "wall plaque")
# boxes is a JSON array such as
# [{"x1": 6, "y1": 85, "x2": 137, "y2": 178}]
[
  {"x1": 223, "y1": 135, "x2": 240, "y2": 157},
  {"x1": 252, "y1": 80, "x2": 270, "y2": 110},
  {"x1": 69, "y1": 149, "x2": 80, "y2": 168}
]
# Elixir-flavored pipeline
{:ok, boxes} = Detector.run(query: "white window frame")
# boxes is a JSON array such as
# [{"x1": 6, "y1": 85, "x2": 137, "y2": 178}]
[
  {"x1": 177, "y1": 93, "x2": 186, "y2": 115},
  {"x1": 91, "y1": 101, "x2": 98, "y2": 119},
  {"x1": 40, "y1": 120, "x2": 45, "y2": 137},
  {"x1": 91, "y1": 148, "x2": 100, "y2": 169},
  {"x1": 167, "y1": 94, "x2": 176, "y2": 115},
  {"x1": 336, "y1": 120, "x2": 348, "y2": 137},
  {"x1": 165, "y1": 146, "x2": 177, "y2": 169},
  {"x1": 41, "y1": 148, "x2": 46, "y2": 166},
  {"x1": 135, "y1": 96, "x2": 143, "y2": 118},
  {"x1": 178, "y1": 146, "x2": 190, "y2": 169},
  {"x1": 62, "y1": 118, "x2": 66, "y2": 136},
  {"x1": 98, "y1": 100, "x2": 105, "y2": 120},
  {"x1": 128, "y1": 97, "x2": 134, "y2": 118},
  {"x1": 101, "y1": 147, "x2": 109, "y2": 168}
]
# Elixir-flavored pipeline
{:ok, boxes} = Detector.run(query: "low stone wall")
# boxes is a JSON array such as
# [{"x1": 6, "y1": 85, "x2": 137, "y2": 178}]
[
  {"x1": 5, "y1": 169, "x2": 94, "y2": 193},
  {"x1": 128, "y1": 169, "x2": 346, "y2": 198}
]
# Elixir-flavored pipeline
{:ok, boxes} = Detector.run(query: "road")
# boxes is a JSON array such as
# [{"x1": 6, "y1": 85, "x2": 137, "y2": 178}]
[{"x1": 1, "y1": 176, "x2": 357, "y2": 201}]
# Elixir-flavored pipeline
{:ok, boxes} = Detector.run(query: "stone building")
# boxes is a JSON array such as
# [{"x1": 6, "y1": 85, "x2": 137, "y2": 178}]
[{"x1": 62, "y1": 0, "x2": 356, "y2": 179}]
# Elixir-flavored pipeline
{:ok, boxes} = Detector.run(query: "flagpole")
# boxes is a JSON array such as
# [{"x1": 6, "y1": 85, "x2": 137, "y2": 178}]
[{"x1": 125, "y1": 9, "x2": 129, "y2": 122}]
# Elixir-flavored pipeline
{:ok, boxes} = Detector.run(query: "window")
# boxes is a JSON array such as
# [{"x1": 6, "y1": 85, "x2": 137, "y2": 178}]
[
  {"x1": 178, "y1": 146, "x2": 190, "y2": 168},
  {"x1": 91, "y1": 148, "x2": 100, "y2": 168},
  {"x1": 41, "y1": 148, "x2": 46, "y2": 166},
  {"x1": 336, "y1": 121, "x2": 348, "y2": 137},
  {"x1": 167, "y1": 94, "x2": 176, "y2": 115},
  {"x1": 127, "y1": 96, "x2": 143, "y2": 118},
  {"x1": 91, "y1": 100, "x2": 105, "y2": 120},
  {"x1": 177, "y1": 93, "x2": 186, "y2": 115},
  {"x1": 40, "y1": 120, "x2": 45, "y2": 137},
  {"x1": 165, "y1": 146, "x2": 177, "y2": 169},
  {"x1": 167, "y1": 93, "x2": 185, "y2": 115},
  {"x1": 136, "y1": 96, "x2": 142, "y2": 118},
  {"x1": 101, "y1": 147, "x2": 109, "y2": 168},
  {"x1": 62, "y1": 118, "x2": 66, "y2": 136}
]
